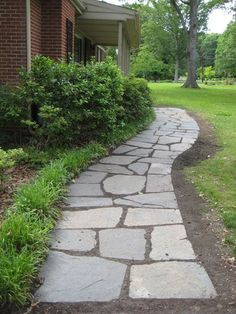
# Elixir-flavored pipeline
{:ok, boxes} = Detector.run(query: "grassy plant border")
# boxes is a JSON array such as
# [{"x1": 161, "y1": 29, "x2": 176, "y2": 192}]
[{"x1": 0, "y1": 110, "x2": 155, "y2": 307}]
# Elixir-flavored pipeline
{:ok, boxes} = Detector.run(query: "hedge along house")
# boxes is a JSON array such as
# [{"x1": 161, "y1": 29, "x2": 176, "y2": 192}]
[{"x1": 0, "y1": 0, "x2": 140, "y2": 85}]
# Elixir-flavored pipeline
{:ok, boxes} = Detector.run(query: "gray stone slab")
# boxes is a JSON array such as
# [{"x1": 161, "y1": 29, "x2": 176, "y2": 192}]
[
  {"x1": 57, "y1": 207, "x2": 122, "y2": 229},
  {"x1": 128, "y1": 162, "x2": 149, "y2": 175},
  {"x1": 126, "y1": 148, "x2": 153, "y2": 157},
  {"x1": 99, "y1": 228, "x2": 146, "y2": 260},
  {"x1": 181, "y1": 137, "x2": 196, "y2": 144},
  {"x1": 124, "y1": 208, "x2": 183, "y2": 226},
  {"x1": 152, "y1": 151, "x2": 176, "y2": 159},
  {"x1": 50, "y1": 229, "x2": 96, "y2": 252},
  {"x1": 122, "y1": 192, "x2": 178, "y2": 209},
  {"x1": 152, "y1": 144, "x2": 169, "y2": 151},
  {"x1": 76, "y1": 171, "x2": 107, "y2": 184},
  {"x1": 68, "y1": 184, "x2": 103, "y2": 196},
  {"x1": 132, "y1": 135, "x2": 157, "y2": 144},
  {"x1": 65, "y1": 197, "x2": 113, "y2": 208},
  {"x1": 113, "y1": 145, "x2": 136, "y2": 154},
  {"x1": 170, "y1": 143, "x2": 192, "y2": 152},
  {"x1": 148, "y1": 163, "x2": 172, "y2": 175},
  {"x1": 89, "y1": 164, "x2": 133, "y2": 175},
  {"x1": 146, "y1": 175, "x2": 173, "y2": 193},
  {"x1": 139, "y1": 157, "x2": 173, "y2": 165},
  {"x1": 150, "y1": 225, "x2": 195, "y2": 260},
  {"x1": 125, "y1": 140, "x2": 153, "y2": 148},
  {"x1": 103, "y1": 175, "x2": 146, "y2": 195},
  {"x1": 158, "y1": 136, "x2": 182, "y2": 145},
  {"x1": 114, "y1": 198, "x2": 163, "y2": 208},
  {"x1": 35, "y1": 251, "x2": 127, "y2": 302},
  {"x1": 100, "y1": 155, "x2": 138, "y2": 165},
  {"x1": 129, "y1": 262, "x2": 217, "y2": 299}
]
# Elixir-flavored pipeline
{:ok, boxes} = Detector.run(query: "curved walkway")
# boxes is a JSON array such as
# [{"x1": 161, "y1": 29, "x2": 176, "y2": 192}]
[{"x1": 35, "y1": 108, "x2": 217, "y2": 302}]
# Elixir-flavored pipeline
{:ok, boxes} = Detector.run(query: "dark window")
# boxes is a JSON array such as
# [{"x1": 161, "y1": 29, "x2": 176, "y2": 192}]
[
  {"x1": 66, "y1": 18, "x2": 73, "y2": 62},
  {"x1": 75, "y1": 37, "x2": 83, "y2": 63}
]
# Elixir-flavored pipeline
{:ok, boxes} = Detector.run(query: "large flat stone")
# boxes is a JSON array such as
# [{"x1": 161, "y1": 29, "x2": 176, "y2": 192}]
[
  {"x1": 99, "y1": 228, "x2": 146, "y2": 260},
  {"x1": 126, "y1": 148, "x2": 153, "y2": 157},
  {"x1": 103, "y1": 175, "x2": 146, "y2": 195},
  {"x1": 128, "y1": 162, "x2": 149, "y2": 175},
  {"x1": 65, "y1": 197, "x2": 113, "y2": 208},
  {"x1": 139, "y1": 157, "x2": 173, "y2": 165},
  {"x1": 158, "y1": 136, "x2": 182, "y2": 145},
  {"x1": 122, "y1": 192, "x2": 178, "y2": 209},
  {"x1": 152, "y1": 144, "x2": 169, "y2": 151},
  {"x1": 68, "y1": 184, "x2": 103, "y2": 196},
  {"x1": 150, "y1": 225, "x2": 195, "y2": 260},
  {"x1": 124, "y1": 208, "x2": 182, "y2": 226},
  {"x1": 89, "y1": 163, "x2": 133, "y2": 175},
  {"x1": 170, "y1": 143, "x2": 192, "y2": 152},
  {"x1": 132, "y1": 135, "x2": 158, "y2": 144},
  {"x1": 113, "y1": 145, "x2": 136, "y2": 154},
  {"x1": 129, "y1": 262, "x2": 217, "y2": 299},
  {"x1": 146, "y1": 175, "x2": 173, "y2": 193},
  {"x1": 35, "y1": 251, "x2": 127, "y2": 302},
  {"x1": 100, "y1": 155, "x2": 138, "y2": 165},
  {"x1": 50, "y1": 229, "x2": 96, "y2": 252},
  {"x1": 148, "y1": 163, "x2": 172, "y2": 175},
  {"x1": 76, "y1": 171, "x2": 107, "y2": 184},
  {"x1": 152, "y1": 151, "x2": 176, "y2": 159},
  {"x1": 125, "y1": 140, "x2": 153, "y2": 148},
  {"x1": 57, "y1": 207, "x2": 122, "y2": 229}
]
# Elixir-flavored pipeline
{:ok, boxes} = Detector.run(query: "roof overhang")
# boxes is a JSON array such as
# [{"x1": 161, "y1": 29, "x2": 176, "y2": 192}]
[
  {"x1": 70, "y1": 0, "x2": 86, "y2": 14},
  {"x1": 76, "y1": 0, "x2": 140, "y2": 47}
]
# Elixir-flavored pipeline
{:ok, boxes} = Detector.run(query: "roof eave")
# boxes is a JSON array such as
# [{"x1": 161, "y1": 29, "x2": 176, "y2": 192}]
[{"x1": 70, "y1": 0, "x2": 86, "y2": 14}]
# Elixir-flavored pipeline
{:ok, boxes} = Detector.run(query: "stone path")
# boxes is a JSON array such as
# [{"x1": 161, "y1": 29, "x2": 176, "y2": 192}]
[{"x1": 35, "y1": 108, "x2": 217, "y2": 303}]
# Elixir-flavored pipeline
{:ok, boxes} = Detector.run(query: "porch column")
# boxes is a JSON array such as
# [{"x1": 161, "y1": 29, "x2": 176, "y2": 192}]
[{"x1": 118, "y1": 21, "x2": 123, "y2": 71}]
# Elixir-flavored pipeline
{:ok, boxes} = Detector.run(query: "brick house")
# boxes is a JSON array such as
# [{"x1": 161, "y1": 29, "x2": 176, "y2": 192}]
[{"x1": 0, "y1": 0, "x2": 139, "y2": 85}]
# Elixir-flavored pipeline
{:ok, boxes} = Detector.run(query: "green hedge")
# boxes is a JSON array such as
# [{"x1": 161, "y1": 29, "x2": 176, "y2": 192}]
[{"x1": 1, "y1": 56, "x2": 153, "y2": 147}]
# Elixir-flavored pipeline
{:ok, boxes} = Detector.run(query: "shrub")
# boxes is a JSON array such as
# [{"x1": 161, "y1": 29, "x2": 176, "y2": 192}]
[
  {"x1": 122, "y1": 77, "x2": 152, "y2": 123},
  {"x1": 19, "y1": 56, "x2": 124, "y2": 146}
]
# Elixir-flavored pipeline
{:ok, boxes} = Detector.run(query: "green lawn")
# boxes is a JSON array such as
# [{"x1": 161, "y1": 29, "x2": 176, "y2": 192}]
[{"x1": 150, "y1": 83, "x2": 236, "y2": 255}]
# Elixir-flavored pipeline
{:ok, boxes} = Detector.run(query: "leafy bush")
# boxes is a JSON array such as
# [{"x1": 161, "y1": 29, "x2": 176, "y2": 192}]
[
  {"x1": 19, "y1": 56, "x2": 124, "y2": 146},
  {"x1": 122, "y1": 77, "x2": 152, "y2": 122}
]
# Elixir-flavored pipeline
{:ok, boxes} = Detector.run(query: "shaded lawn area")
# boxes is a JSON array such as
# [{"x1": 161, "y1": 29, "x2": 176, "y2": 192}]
[{"x1": 150, "y1": 82, "x2": 236, "y2": 256}]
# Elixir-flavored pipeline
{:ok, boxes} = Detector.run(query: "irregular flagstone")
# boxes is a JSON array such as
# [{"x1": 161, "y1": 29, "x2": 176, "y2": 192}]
[
  {"x1": 89, "y1": 163, "x2": 133, "y2": 175},
  {"x1": 128, "y1": 162, "x2": 149, "y2": 175},
  {"x1": 124, "y1": 208, "x2": 183, "y2": 226},
  {"x1": 132, "y1": 135, "x2": 158, "y2": 144},
  {"x1": 65, "y1": 197, "x2": 113, "y2": 208},
  {"x1": 158, "y1": 136, "x2": 182, "y2": 145},
  {"x1": 114, "y1": 198, "x2": 163, "y2": 208},
  {"x1": 152, "y1": 150, "x2": 177, "y2": 159},
  {"x1": 113, "y1": 145, "x2": 136, "y2": 154},
  {"x1": 76, "y1": 171, "x2": 107, "y2": 184},
  {"x1": 50, "y1": 229, "x2": 96, "y2": 252},
  {"x1": 103, "y1": 175, "x2": 146, "y2": 195},
  {"x1": 146, "y1": 175, "x2": 173, "y2": 193},
  {"x1": 150, "y1": 225, "x2": 195, "y2": 260},
  {"x1": 121, "y1": 192, "x2": 178, "y2": 209},
  {"x1": 35, "y1": 251, "x2": 127, "y2": 302},
  {"x1": 152, "y1": 144, "x2": 170, "y2": 151},
  {"x1": 99, "y1": 228, "x2": 146, "y2": 260},
  {"x1": 126, "y1": 148, "x2": 153, "y2": 157},
  {"x1": 139, "y1": 157, "x2": 173, "y2": 165},
  {"x1": 68, "y1": 183, "x2": 103, "y2": 196},
  {"x1": 148, "y1": 163, "x2": 172, "y2": 175},
  {"x1": 125, "y1": 140, "x2": 153, "y2": 148},
  {"x1": 100, "y1": 155, "x2": 138, "y2": 165},
  {"x1": 57, "y1": 207, "x2": 122, "y2": 229},
  {"x1": 170, "y1": 143, "x2": 192, "y2": 152},
  {"x1": 129, "y1": 262, "x2": 217, "y2": 299}
]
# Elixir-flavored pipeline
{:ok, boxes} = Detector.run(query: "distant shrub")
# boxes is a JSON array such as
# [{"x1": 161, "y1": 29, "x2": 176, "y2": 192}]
[{"x1": 122, "y1": 77, "x2": 152, "y2": 122}]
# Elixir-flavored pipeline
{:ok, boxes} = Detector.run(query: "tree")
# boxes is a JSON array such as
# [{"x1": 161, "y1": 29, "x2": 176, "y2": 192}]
[
  {"x1": 215, "y1": 21, "x2": 236, "y2": 77},
  {"x1": 169, "y1": 0, "x2": 232, "y2": 88}
]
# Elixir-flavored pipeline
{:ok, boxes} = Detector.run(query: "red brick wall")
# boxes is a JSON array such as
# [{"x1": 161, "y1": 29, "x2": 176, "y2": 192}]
[
  {"x1": 0, "y1": 0, "x2": 27, "y2": 85},
  {"x1": 31, "y1": 0, "x2": 42, "y2": 57},
  {"x1": 41, "y1": 0, "x2": 75, "y2": 60}
]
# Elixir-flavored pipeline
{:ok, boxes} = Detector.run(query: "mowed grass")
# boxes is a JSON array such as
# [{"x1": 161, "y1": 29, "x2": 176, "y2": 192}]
[{"x1": 150, "y1": 83, "x2": 236, "y2": 255}]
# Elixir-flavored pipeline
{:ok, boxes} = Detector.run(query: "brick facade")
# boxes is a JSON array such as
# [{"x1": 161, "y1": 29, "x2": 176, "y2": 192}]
[
  {"x1": 0, "y1": 0, "x2": 27, "y2": 85},
  {"x1": 0, "y1": 0, "x2": 76, "y2": 85}
]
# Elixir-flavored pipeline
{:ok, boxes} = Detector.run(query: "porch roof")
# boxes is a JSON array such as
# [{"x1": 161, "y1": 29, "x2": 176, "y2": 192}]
[{"x1": 77, "y1": 0, "x2": 140, "y2": 47}]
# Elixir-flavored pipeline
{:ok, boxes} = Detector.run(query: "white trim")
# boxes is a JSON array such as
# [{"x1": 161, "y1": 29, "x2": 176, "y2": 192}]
[
  {"x1": 26, "y1": 0, "x2": 31, "y2": 71},
  {"x1": 70, "y1": 0, "x2": 86, "y2": 14}
]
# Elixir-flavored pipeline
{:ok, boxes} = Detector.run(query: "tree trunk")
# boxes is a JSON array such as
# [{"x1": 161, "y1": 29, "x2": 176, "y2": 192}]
[
  {"x1": 183, "y1": 0, "x2": 199, "y2": 88},
  {"x1": 174, "y1": 58, "x2": 179, "y2": 82}
]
